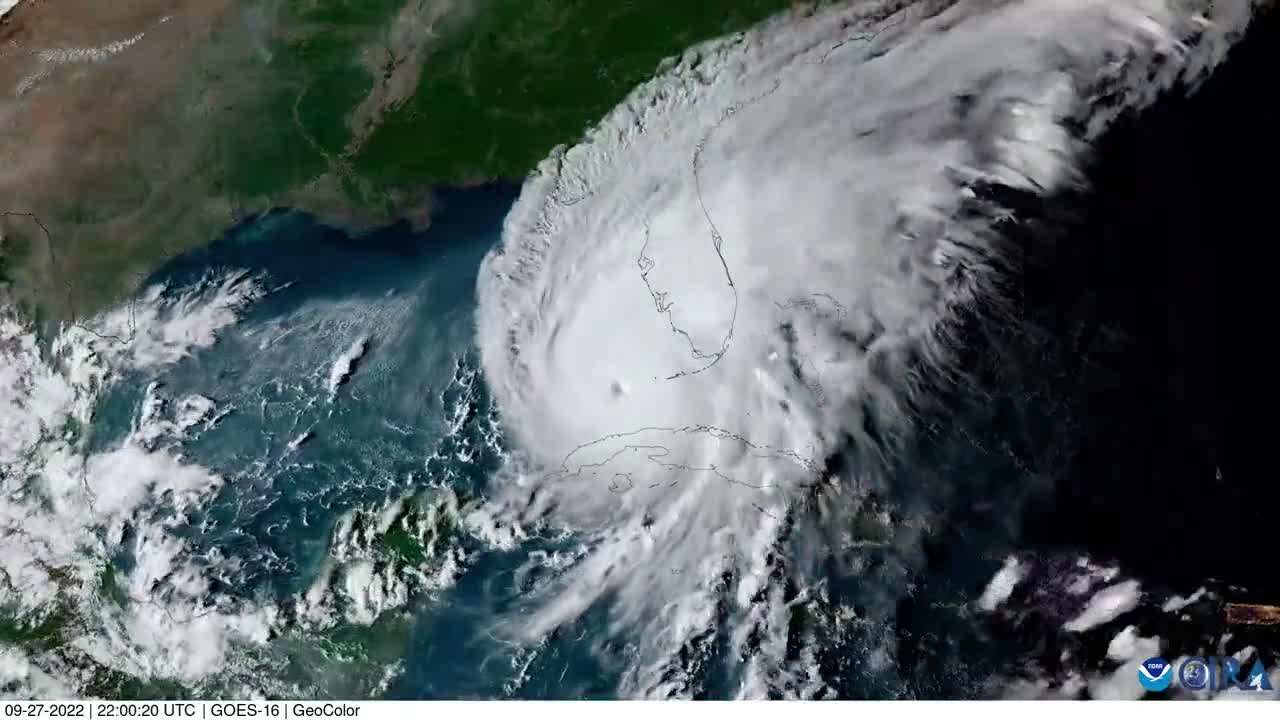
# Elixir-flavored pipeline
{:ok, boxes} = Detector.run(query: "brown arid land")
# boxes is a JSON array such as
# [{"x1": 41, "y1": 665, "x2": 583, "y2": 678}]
[
  {"x1": 0, "y1": 0, "x2": 252, "y2": 322},
  {"x1": 0, "y1": 0, "x2": 446, "y2": 326}
]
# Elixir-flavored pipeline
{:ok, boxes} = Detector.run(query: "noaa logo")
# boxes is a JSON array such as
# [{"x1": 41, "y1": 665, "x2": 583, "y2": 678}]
[{"x1": 1139, "y1": 657, "x2": 1174, "y2": 692}]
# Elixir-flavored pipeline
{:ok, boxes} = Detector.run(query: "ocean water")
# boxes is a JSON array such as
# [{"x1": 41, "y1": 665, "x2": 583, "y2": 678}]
[
  {"x1": 101, "y1": 188, "x2": 515, "y2": 582},
  {"x1": 76, "y1": 186, "x2": 541, "y2": 697}
]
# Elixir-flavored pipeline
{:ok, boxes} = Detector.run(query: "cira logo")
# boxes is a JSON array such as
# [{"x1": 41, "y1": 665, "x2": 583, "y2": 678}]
[{"x1": 1177, "y1": 656, "x2": 1274, "y2": 693}]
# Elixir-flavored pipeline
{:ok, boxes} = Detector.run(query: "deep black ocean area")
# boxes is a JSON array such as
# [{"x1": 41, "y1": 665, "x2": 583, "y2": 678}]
[{"x1": 982, "y1": 3, "x2": 1280, "y2": 679}]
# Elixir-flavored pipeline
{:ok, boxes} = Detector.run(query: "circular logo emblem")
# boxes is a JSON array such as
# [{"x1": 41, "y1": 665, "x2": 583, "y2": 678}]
[
  {"x1": 1139, "y1": 657, "x2": 1174, "y2": 692},
  {"x1": 1179, "y1": 657, "x2": 1211, "y2": 691}
]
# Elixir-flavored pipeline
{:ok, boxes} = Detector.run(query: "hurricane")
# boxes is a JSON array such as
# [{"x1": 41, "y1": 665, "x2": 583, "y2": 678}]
[
  {"x1": 475, "y1": 0, "x2": 1256, "y2": 698},
  {"x1": 0, "y1": 0, "x2": 1270, "y2": 702}
]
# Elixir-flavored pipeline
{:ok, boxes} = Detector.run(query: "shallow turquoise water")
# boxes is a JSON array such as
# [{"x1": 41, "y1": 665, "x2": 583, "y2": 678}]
[{"x1": 83, "y1": 187, "x2": 548, "y2": 696}]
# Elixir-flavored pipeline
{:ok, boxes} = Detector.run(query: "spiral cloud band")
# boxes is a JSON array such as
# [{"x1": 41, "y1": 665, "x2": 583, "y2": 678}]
[{"x1": 476, "y1": 0, "x2": 1254, "y2": 696}]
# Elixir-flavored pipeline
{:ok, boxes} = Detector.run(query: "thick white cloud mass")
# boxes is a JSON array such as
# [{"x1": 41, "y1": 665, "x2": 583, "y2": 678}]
[{"x1": 477, "y1": 0, "x2": 1256, "y2": 697}]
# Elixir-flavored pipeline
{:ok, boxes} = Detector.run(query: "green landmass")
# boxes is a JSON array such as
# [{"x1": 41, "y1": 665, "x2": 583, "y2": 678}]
[
  {"x1": 227, "y1": 0, "x2": 804, "y2": 205},
  {"x1": 353, "y1": 0, "x2": 807, "y2": 184},
  {"x1": 0, "y1": 610, "x2": 67, "y2": 651},
  {"x1": 1, "y1": 0, "x2": 806, "y2": 323}
]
